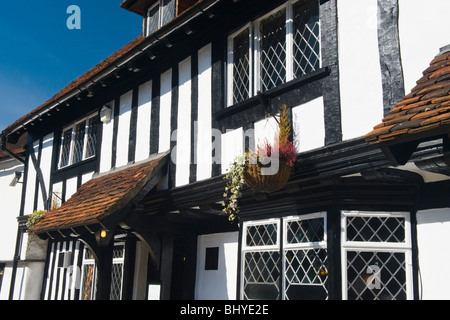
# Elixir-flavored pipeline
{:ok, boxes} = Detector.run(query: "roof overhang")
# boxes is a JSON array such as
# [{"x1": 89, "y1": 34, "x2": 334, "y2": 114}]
[
  {"x1": 120, "y1": 0, "x2": 157, "y2": 16},
  {"x1": 366, "y1": 46, "x2": 450, "y2": 172},
  {"x1": 31, "y1": 153, "x2": 169, "y2": 240}
]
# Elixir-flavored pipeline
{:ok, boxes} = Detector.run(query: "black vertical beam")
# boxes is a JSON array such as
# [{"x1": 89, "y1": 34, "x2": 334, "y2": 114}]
[
  {"x1": 410, "y1": 211, "x2": 420, "y2": 300},
  {"x1": 320, "y1": 0, "x2": 342, "y2": 145},
  {"x1": 128, "y1": 88, "x2": 139, "y2": 164},
  {"x1": 160, "y1": 234, "x2": 174, "y2": 300},
  {"x1": 377, "y1": 0, "x2": 405, "y2": 116},
  {"x1": 236, "y1": 222, "x2": 243, "y2": 300},
  {"x1": 111, "y1": 98, "x2": 120, "y2": 169},
  {"x1": 122, "y1": 237, "x2": 137, "y2": 300},
  {"x1": 169, "y1": 65, "x2": 179, "y2": 188},
  {"x1": 327, "y1": 208, "x2": 342, "y2": 300},
  {"x1": 95, "y1": 240, "x2": 114, "y2": 301},
  {"x1": 150, "y1": 76, "x2": 161, "y2": 155},
  {"x1": 190, "y1": 51, "x2": 199, "y2": 184},
  {"x1": 211, "y1": 37, "x2": 226, "y2": 177}
]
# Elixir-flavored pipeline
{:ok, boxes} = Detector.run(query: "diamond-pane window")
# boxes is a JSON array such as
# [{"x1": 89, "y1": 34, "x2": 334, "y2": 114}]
[
  {"x1": 59, "y1": 114, "x2": 98, "y2": 168},
  {"x1": 342, "y1": 212, "x2": 412, "y2": 300},
  {"x1": 246, "y1": 223, "x2": 278, "y2": 247},
  {"x1": 232, "y1": 28, "x2": 251, "y2": 104},
  {"x1": 242, "y1": 214, "x2": 328, "y2": 300},
  {"x1": 161, "y1": 0, "x2": 176, "y2": 26},
  {"x1": 259, "y1": 9, "x2": 287, "y2": 92},
  {"x1": 147, "y1": 4, "x2": 160, "y2": 35},
  {"x1": 293, "y1": 0, "x2": 321, "y2": 77},
  {"x1": 59, "y1": 128, "x2": 72, "y2": 168},
  {"x1": 346, "y1": 216, "x2": 406, "y2": 243},
  {"x1": 227, "y1": 0, "x2": 321, "y2": 107},
  {"x1": 346, "y1": 251, "x2": 407, "y2": 300},
  {"x1": 286, "y1": 218, "x2": 324, "y2": 244},
  {"x1": 243, "y1": 251, "x2": 281, "y2": 300}
]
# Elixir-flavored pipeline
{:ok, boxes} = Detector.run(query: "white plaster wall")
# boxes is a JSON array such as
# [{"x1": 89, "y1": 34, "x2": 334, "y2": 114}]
[
  {"x1": 23, "y1": 141, "x2": 39, "y2": 215},
  {"x1": 159, "y1": 69, "x2": 173, "y2": 153},
  {"x1": 221, "y1": 127, "x2": 243, "y2": 174},
  {"x1": 195, "y1": 232, "x2": 239, "y2": 300},
  {"x1": 135, "y1": 80, "x2": 152, "y2": 162},
  {"x1": 196, "y1": 44, "x2": 213, "y2": 182},
  {"x1": 416, "y1": 208, "x2": 450, "y2": 300},
  {"x1": 65, "y1": 177, "x2": 78, "y2": 202},
  {"x1": 0, "y1": 159, "x2": 23, "y2": 261},
  {"x1": 398, "y1": 0, "x2": 450, "y2": 94},
  {"x1": 338, "y1": 0, "x2": 384, "y2": 140},
  {"x1": 99, "y1": 100, "x2": 115, "y2": 173},
  {"x1": 292, "y1": 97, "x2": 325, "y2": 152},
  {"x1": 175, "y1": 57, "x2": 192, "y2": 187},
  {"x1": 254, "y1": 116, "x2": 278, "y2": 148},
  {"x1": 37, "y1": 133, "x2": 53, "y2": 210},
  {"x1": 116, "y1": 90, "x2": 133, "y2": 168}
]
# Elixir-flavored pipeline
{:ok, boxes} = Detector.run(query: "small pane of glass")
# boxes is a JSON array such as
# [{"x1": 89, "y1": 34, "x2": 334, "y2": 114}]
[
  {"x1": 243, "y1": 251, "x2": 281, "y2": 300},
  {"x1": 347, "y1": 216, "x2": 406, "y2": 243},
  {"x1": 284, "y1": 249, "x2": 328, "y2": 300},
  {"x1": 347, "y1": 251, "x2": 407, "y2": 300},
  {"x1": 259, "y1": 8, "x2": 287, "y2": 92},
  {"x1": 246, "y1": 223, "x2": 278, "y2": 247},
  {"x1": 232, "y1": 28, "x2": 251, "y2": 104},
  {"x1": 85, "y1": 117, "x2": 97, "y2": 159},
  {"x1": 161, "y1": 0, "x2": 176, "y2": 26},
  {"x1": 59, "y1": 128, "x2": 73, "y2": 168},
  {"x1": 72, "y1": 122, "x2": 85, "y2": 164},
  {"x1": 293, "y1": 0, "x2": 321, "y2": 77},
  {"x1": 148, "y1": 4, "x2": 160, "y2": 35},
  {"x1": 81, "y1": 264, "x2": 96, "y2": 300},
  {"x1": 287, "y1": 218, "x2": 324, "y2": 244}
]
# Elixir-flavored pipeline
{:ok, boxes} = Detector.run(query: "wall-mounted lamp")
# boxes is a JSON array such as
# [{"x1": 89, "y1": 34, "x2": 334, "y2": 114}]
[
  {"x1": 95, "y1": 229, "x2": 112, "y2": 247},
  {"x1": 100, "y1": 105, "x2": 113, "y2": 123},
  {"x1": 10, "y1": 171, "x2": 23, "y2": 187}
]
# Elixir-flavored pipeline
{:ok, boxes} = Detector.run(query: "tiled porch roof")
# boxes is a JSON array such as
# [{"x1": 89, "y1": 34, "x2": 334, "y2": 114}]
[
  {"x1": 366, "y1": 48, "x2": 450, "y2": 144},
  {"x1": 31, "y1": 153, "x2": 168, "y2": 235}
]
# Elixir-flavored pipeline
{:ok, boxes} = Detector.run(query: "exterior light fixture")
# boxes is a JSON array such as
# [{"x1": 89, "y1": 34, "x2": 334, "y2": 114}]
[
  {"x1": 100, "y1": 105, "x2": 113, "y2": 123},
  {"x1": 10, "y1": 171, "x2": 23, "y2": 187},
  {"x1": 100, "y1": 230, "x2": 107, "y2": 238}
]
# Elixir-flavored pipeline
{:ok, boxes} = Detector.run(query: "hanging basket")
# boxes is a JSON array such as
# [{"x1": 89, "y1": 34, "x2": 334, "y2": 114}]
[{"x1": 243, "y1": 161, "x2": 292, "y2": 193}]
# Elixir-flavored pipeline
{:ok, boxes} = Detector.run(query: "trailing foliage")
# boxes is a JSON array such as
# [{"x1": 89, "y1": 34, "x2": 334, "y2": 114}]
[
  {"x1": 222, "y1": 155, "x2": 245, "y2": 222},
  {"x1": 223, "y1": 105, "x2": 297, "y2": 222},
  {"x1": 26, "y1": 210, "x2": 47, "y2": 229}
]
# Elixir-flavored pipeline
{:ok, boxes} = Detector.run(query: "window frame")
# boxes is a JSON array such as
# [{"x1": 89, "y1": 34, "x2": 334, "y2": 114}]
[
  {"x1": 226, "y1": 0, "x2": 321, "y2": 107},
  {"x1": 58, "y1": 113, "x2": 98, "y2": 169},
  {"x1": 241, "y1": 213, "x2": 328, "y2": 300},
  {"x1": 340, "y1": 211, "x2": 414, "y2": 300},
  {"x1": 146, "y1": 0, "x2": 177, "y2": 36}
]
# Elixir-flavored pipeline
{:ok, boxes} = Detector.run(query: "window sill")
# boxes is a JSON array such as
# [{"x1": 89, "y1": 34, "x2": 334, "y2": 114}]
[
  {"x1": 56, "y1": 156, "x2": 97, "y2": 174},
  {"x1": 215, "y1": 66, "x2": 330, "y2": 121}
]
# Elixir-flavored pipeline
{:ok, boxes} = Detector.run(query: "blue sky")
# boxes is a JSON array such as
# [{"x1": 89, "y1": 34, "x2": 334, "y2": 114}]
[{"x1": 0, "y1": 1, "x2": 142, "y2": 132}]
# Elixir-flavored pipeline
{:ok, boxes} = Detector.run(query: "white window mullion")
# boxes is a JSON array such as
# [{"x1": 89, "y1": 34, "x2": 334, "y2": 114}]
[
  {"x1": 253, "y1": 20, "x2": 261, "y2": 95},
  {"x1": 286, "y1": 1, "x2": 294, "y2": 81},
  {"x1": 82, "y1": 119, "x2": 89, "y2": 161},
  {"x1": 227, "y1": 36, "x2": 234, "y2": 107}
]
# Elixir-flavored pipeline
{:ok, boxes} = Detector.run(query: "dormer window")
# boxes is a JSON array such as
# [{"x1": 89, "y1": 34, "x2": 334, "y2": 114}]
[{"x1": 146, "y1": 0, "x2": 176, "y2": 35}]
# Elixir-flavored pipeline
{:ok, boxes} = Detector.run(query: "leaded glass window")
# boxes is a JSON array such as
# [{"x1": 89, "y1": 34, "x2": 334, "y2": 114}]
[
  {"x1": 146, "y1": 0, "x2": 176, "y2": 36},
  {"x1": 58, "y1": 114, "x2": 98, "y2": 168},
  {"x1": 259, "y1": 9, "x2": 287, "y2": 92},
  {"x1": 341, "y1": 212, "x2": 413, "y2": 300},
  {"x1": 230, "y1": 27, "x2": 251, "y2": 105},
  {"x1": 293, "y1": 0, "x2": 321, "y2": 77},
  {"x1": 242, "y1": 214, "x2": 328, "y2": 300},
  {"x1": 227, "y1": 0, "x2": 321, "y2": 107}
]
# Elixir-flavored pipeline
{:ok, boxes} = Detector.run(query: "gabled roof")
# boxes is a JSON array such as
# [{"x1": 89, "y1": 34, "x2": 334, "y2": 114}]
[
  {"x1": 366, "y1": 47, "x2": 450, "y2": 144},
  {"x1": 31, "y1": 153, "x2": 168, "y2": 237}
]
